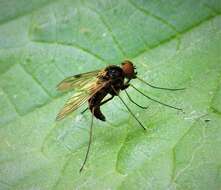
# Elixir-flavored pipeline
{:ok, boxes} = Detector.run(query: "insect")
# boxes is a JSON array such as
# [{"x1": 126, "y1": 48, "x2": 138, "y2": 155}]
[{"x1": 56, "y1": 60, "x2": 185, "y2": 172}]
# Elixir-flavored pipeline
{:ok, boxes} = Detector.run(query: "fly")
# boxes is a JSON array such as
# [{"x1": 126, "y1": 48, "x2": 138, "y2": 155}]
[{"x1": 56, "y1": 60, "x2": 185, "y2": 172}]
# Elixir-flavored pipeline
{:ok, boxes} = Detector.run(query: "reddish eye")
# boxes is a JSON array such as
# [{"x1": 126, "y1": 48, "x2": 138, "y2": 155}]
[{"x1": 121, "y1": 60, "x2": 136, "y2": 79}]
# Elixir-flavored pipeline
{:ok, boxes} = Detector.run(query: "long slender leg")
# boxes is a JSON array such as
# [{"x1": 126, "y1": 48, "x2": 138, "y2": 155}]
[
  {"x1": 130, "y1": 84, "x2": 183, "y2": 112},
  {"x1": 125, "y1": 90, "x2": 148, "y2": 109},
  {"x1": 81, "y1": 96, "x2": 114, "y2": 115},
  {"x1": 81, "y1": 107, "x2": 88, "y2": 115},
  {"x1": 79, "y1": 107, "x2": 94, "y2": 172},
  {"x1": 111, "y1": 86, "x2": 146, "y2": 130},
  {"x1": 137, "y1": 76, "x2": 185, "y2": 91},
  {"x1": 99, "y1": 96, "x2": 114, "y2": 106}
]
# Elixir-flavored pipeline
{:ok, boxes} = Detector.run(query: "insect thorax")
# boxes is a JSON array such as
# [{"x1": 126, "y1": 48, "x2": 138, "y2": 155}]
[{"x1": 106, "y1": 65, "x2": 124, "y2": 79}]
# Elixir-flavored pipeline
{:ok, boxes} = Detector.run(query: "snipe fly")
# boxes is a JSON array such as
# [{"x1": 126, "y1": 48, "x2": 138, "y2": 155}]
[{"x1": 56, "y1": 60, "x2": 185, "y2": 172}]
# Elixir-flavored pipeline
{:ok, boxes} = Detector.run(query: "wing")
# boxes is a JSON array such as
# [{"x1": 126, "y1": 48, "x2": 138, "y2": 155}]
[
  {"x1": 56, "y1": 75, "x2": 109, "y2": 121},
  {"x1": 56, "y1": 91, "x2": 90, "y2": 120},
  {"x1": 57, "y1": 70, "x2": 101, "y2": 92}
]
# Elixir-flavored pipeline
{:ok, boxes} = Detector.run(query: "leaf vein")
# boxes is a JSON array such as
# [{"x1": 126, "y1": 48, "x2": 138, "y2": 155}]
[
  {"x1": 127, "y1": 0, "x2": 180, "y2": 34},
  {"x1": 0, "y1": 0, "x2": 59, "y2": 26},
  {"x1": 30, "y1": 40, "x2": 106, "y2": 63},
  {"x1": 130, "y1": 14, "x2": 220, "y2": 59},
  {"x1": 86, "y1": 6, "x2": 127, "y2": 57}
]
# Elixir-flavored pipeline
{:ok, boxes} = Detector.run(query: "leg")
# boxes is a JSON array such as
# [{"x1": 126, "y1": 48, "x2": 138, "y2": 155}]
[
  {"x1": 121, "y1": 83, "x2": 130, "y2": 90},
  {"x1": 125, "y1": 90, "x2": 148, "y2": 109},
  {"x1": 130, "y1": 84, "x2": 184, "y2": 112},
  {"x1": 111, "y1": 85, "x2": 146, "y2": 130},
  {"x1": 81, "y1": 107, "x2": 88, "y2": 115},
  {"x1": 137, "y1": 76, "x2": 185, "y2": 91},
  {"x1": 99, "y1": 95, "x2": 114, "y2": 106},
  {"x1": 79, "y1": 107, "x2": 94, "y2": 172},
  {"x1": 81, "y1": 96, "x2": 114, "y2": 115}
]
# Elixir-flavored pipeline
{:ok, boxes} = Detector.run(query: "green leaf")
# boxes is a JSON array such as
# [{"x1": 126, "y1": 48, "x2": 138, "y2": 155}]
[{"x1": 0, "y1": 0, "x2": 221, "y2": 189}]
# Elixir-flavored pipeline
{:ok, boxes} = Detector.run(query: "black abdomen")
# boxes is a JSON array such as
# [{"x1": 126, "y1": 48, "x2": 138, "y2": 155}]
[{"x1": 88, "y1": 89, "x2": 108, "y2": 121}]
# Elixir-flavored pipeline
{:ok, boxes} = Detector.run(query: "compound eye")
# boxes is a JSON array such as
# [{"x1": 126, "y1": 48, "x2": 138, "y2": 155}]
[{"x1": 109, "y1": 70, "x2": 115, "y2": 75}]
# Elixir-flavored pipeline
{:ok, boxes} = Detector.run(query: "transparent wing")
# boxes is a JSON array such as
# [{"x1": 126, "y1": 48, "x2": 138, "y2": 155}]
[
  {"x1": 56, "y1": 79, "x2": 109, "y2": 120},
  {"x1": 57, "y1": 70, "x2": 101, "y2": 91},
  {"x1": 56, "y1": 91, "x2": 90, "y2": 120}
]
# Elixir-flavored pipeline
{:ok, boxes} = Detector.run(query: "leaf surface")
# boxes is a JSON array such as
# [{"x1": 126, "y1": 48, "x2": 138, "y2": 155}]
[{"x1": 0, "y1": 0, "x2": 221, "y2": 190}]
